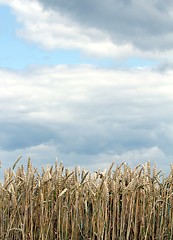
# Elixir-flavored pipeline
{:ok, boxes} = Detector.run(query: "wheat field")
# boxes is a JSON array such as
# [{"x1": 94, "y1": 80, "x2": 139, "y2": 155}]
[{"x1": 0, "y1": 159, "x2": 173, "y2": 239}]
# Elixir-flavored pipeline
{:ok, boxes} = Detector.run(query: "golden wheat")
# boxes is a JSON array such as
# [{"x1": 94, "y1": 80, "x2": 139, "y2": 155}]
[{"x1": 0, "y1": 159, "x2": 173, "y2": 239}]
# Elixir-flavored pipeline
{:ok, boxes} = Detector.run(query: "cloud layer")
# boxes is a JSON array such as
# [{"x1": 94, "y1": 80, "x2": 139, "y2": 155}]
[{"x1": 0, "y1": 65, "x2": 173, "y2": 174}]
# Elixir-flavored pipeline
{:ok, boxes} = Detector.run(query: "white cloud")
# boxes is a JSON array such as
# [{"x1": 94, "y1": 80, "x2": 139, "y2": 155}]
[
  {"x1": 1, "y1": 0, "x2": 173, "y2": 66},
  {"x1": 0, "y1": 0, "x2": 133, "y2": 58},
  {"x1": 0, "y1": 65, "x2": 173, "y2": 176},
  {"x1": 2, "y1": 0, "x2": 173, "y2": 62}
]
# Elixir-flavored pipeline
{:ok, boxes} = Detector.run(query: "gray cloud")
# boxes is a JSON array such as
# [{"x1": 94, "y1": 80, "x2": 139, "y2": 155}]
[
  {"x1": 0, "y1": 122, "x2": 54, "y2": 151},
  {"x1": 38, "y1": 0, "x2": 173, "y2": 51},
  {"x1": 156, "y1": 61, "x2": 173, "y2": 72}
]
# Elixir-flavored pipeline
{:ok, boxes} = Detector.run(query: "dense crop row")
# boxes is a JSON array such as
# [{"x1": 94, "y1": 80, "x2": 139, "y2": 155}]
[{"x1": 0, "y1": 159, "x2": 173, "y2": 239}]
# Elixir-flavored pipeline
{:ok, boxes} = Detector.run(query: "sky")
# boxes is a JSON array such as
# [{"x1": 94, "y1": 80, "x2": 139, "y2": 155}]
[{"x1": 0, "y1": 0, "x2": 173, "y2": 178}]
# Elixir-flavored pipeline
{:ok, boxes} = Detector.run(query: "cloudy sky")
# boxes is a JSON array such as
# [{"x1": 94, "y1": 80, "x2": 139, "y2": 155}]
[{"x1": 0, "y1": 0, "x2": 173, "y2": 177}]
